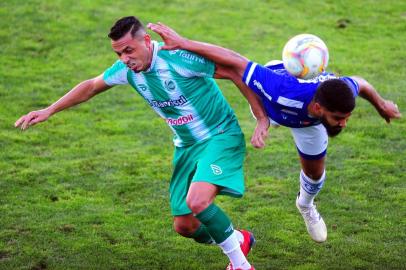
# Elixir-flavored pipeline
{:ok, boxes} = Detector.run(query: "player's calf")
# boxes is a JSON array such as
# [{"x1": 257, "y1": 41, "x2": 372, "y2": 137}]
[
  {"x1": 173, "y1": 215, "x2": 200, "y2": 237},
  {"x1": 173, "y1": 215, "x2": 215, "y2": 244}
]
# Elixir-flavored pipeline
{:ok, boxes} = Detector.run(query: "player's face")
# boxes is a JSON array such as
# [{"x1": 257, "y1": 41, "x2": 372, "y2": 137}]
[
  {"x1": 320, "y1": 110, "x2": 351, "y2": 137},
  {"x1": 111, "y1": 31, "x2": 152, "y2": 72}
]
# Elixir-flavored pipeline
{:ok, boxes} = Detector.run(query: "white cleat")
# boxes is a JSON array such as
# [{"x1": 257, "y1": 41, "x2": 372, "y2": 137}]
[{"x1": 296, "y1": 198, "x2": 327, "y2": 243}]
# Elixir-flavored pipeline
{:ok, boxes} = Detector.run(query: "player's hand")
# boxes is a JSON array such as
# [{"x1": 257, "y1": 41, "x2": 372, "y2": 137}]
[
  {"x1": 14, "y1": 108, "x2": 52, "y2": 130},
  {"x1": 251, "y1": 117, "x2": 270, "y2": 148},
  {"x1": 147, "y1": 22, "x2": 188, "y2": 50},
  {"x1": 379, "y1": 100, "x2": 401, "y2": 123}
]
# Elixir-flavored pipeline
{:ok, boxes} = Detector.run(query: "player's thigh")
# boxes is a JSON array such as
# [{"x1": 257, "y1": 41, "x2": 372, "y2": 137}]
[
  {"x1": 291, "y1": 124, "x2": 327, "y2": 178},
  {"x1": 290, "y1": 124, "x2": 328, "y2": 157},
  {"x1": 169, "y1": 146, "x2": 198, "y2": 216},
  {"x1": 193, "y1": 132, "x2": 246, "y2": 198}
]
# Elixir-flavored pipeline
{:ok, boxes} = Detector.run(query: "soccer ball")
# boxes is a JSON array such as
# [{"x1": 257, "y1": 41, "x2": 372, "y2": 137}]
[{"x1": 282, "y1": 34, "x2": 329, "y2": 80}]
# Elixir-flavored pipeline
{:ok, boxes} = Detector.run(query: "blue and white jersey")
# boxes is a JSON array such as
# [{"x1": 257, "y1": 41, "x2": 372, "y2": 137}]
[{"x1": 242, "y1": 61, "x2": 359, "y2": 128}]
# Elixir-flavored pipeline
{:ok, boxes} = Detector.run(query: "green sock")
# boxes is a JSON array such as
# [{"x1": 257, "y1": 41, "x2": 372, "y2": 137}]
[
  {"x1": 189, "y1": 224, "x2": 215, "y2": 244},
  {"x1": 195, "y1": 204, "x2": 234, "y2": 244}
]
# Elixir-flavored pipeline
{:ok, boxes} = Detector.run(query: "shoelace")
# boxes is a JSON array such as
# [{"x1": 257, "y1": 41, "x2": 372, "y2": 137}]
[{"x1": 300, "y1": 205, "x2": 321, "y2": 225}]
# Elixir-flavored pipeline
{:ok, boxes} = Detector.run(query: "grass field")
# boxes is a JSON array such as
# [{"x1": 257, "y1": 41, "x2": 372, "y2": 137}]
[{"x1": 1, "y1": 0, "x2": 405, "y2": 269}]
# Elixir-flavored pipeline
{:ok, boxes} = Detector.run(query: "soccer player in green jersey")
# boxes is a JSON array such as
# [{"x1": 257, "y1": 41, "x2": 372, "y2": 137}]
[{"x1": 15, "y1": 16, "x2": 268, "y2": 270}]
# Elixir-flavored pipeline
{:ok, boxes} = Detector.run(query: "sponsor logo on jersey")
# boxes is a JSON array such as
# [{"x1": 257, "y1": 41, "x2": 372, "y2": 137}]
[
  {"x1": 281, "y1": 109, "x2": 298, "y2": 115},
  {"x1": 137, "y1": 84, "x2": 148, "y2": 91},
  {"x1": 210, "y1": 164, "x2": 223, "y2": 175},
  {"x1": 166, "y1": 114, "x2": 194, "y2": 126},
  {"x1": 179, "y1": 51, "x2": 205, "y2": 64},
  {"x1": 169, "y1": 50, "x2": 179, "y2": 55},
  {"x1": 297, "y1": 73, "x2": 337, "y2": 83},
  {"x1": 253, "y1": 79, "x2": 264, "y2": 92},
  {"x1": 148, "y1": 95, "x2": 187, "y2": 108}
]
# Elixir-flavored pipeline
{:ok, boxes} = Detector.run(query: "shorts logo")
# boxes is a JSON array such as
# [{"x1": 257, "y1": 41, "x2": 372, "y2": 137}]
[{"x1": 210, "y1": 164, "x2": 222, "y2": 175}]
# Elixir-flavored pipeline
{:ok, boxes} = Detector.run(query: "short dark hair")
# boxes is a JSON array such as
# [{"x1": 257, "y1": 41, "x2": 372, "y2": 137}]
[
  {"x1": 108, "y1": 16, "x2": 144, "y2": 41},
  {"x1": 314, "y1": 79, "x2": 356, "y2": 113}
]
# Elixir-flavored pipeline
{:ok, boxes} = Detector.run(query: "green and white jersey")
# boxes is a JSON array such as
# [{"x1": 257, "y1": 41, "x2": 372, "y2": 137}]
[{"x1": 103, "y1": 41, "x2": 240, "y2": 147}]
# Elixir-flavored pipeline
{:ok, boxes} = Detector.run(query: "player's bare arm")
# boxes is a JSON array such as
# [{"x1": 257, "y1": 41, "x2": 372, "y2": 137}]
[
  {"x1": 235, "y1": 80, "x2": 270, "y2": 149},
  {"x1": 15, "y1": 74, "x2": 111, "y2": 130},
  {"x1": 215, "y1": 64, "x2": 269, "y2": 148},
  {"x1": 351, "y1": 76, "x2": 401, "y2": 123},
  {"x1": 147, "y1": 22, "x2": 248, "y2": 77}
]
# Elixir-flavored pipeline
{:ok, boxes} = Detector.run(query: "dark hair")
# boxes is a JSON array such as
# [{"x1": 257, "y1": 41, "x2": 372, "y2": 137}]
[
  {"x1": 314, "y1": 79, "x2": 355, "y2": 113},
  {"x1": 108, "y1": 16, "x2": 144, "y2": 40}
]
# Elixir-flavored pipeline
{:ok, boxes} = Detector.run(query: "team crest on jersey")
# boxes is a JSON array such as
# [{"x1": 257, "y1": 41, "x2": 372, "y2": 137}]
[
  {"x1": 210, "y1": 164, "x2": 223, "y2": 175},
  {"x1": 164, "y1": 79, "x2": 176, "y2": 91}
]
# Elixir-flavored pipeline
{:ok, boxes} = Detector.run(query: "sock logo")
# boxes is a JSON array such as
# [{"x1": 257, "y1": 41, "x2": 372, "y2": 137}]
[
  {"x1": 225, "y1": 224, "x2": 234, "y2": 233},
  {"x1": 210, "y1": 164, "x2": 222, "y2": 175}
]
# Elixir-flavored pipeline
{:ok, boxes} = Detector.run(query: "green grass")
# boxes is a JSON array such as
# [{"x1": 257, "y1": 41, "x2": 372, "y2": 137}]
[{"x1": 1, "y1": 0, "x2": 405, "y2": 269}]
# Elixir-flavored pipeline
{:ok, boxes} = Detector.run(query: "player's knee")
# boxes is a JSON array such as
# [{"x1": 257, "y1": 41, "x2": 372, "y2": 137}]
[
  {"x1": 300, "y1": 155, "x2": 325, "y2": 179},
  {"x1": 186, "y1": 195, "x2": 211, "y2": 214}
]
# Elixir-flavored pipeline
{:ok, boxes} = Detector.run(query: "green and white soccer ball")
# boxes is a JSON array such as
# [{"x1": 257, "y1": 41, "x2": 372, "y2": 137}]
[{"x1": 282, "y1": 34, "x2": 329, "y2": 80}]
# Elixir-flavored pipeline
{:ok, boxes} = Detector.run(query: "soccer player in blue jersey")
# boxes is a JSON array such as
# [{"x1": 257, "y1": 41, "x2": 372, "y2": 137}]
[
  {"x1": 148, "y1": 22, "x2": 402, "y2": 243},
  {"x1": 14, "y1": 16, "x2": 265, "y2": 270}
]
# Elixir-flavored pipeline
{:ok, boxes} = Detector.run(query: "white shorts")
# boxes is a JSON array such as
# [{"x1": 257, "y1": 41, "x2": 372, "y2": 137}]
[
  {"x1": 290, "y1": 124, "x2": 328, "y2": 160},
  {"x1": 251, "y1": 108, "x2": 328, "y2": 160}
]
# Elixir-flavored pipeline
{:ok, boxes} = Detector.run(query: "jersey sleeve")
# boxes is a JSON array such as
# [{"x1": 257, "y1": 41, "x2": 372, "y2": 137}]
[
  {"x1": 340, "y1": 77, "x2": 359, "y2": 97},
  {"x1": 103, "y1": 60, "x2": 129, "y2": 86},
  {"x1": 168, "y1": 49, "x2": 215, "y2": 78},
  {"x1": 242, "y1": 61, "x2": 285, "y2": 101}
]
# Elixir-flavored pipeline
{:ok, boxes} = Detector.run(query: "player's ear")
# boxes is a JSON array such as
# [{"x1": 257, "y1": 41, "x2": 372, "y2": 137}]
[
  {"x1": 144, "y1": 34, "x2": 151, "y2": 46},
  {"x1": 313, "y1": 102, "x2": 324, "y2": 116}
]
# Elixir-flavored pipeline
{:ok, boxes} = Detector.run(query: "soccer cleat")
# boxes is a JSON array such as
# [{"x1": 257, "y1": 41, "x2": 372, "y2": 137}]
[
  {"x1": 226, "y1": 230, "x2": 256, "y2": 270},
  {"x1": 296, "y1": 197, "x2": 327, "y2": 243},
  {"x1": 227, "y1": 267, "x2": 255, "y2": 270}
]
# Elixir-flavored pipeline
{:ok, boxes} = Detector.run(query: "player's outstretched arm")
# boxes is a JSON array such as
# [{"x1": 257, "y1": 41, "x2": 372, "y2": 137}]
[
  {"x1": 215, "y1": 64, "x2": 269, "y2": 148},
  {"x1": 15, "y1": 75, "x2": 111, "y2": 130},
  {"x1": 351, "y1": 76, "x2": 402, "y2": 123},
  {"x1": 233, "y1": 76, "x2": 270, "y2": 148},
  {"x1": 147, "y1": 22, "x2": 248, "y2": 77}
]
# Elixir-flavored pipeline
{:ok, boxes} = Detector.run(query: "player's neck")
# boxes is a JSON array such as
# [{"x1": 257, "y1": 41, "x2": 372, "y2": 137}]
[{"x1": 144, "y1": 42, "x2": 154, "y2": 71}]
